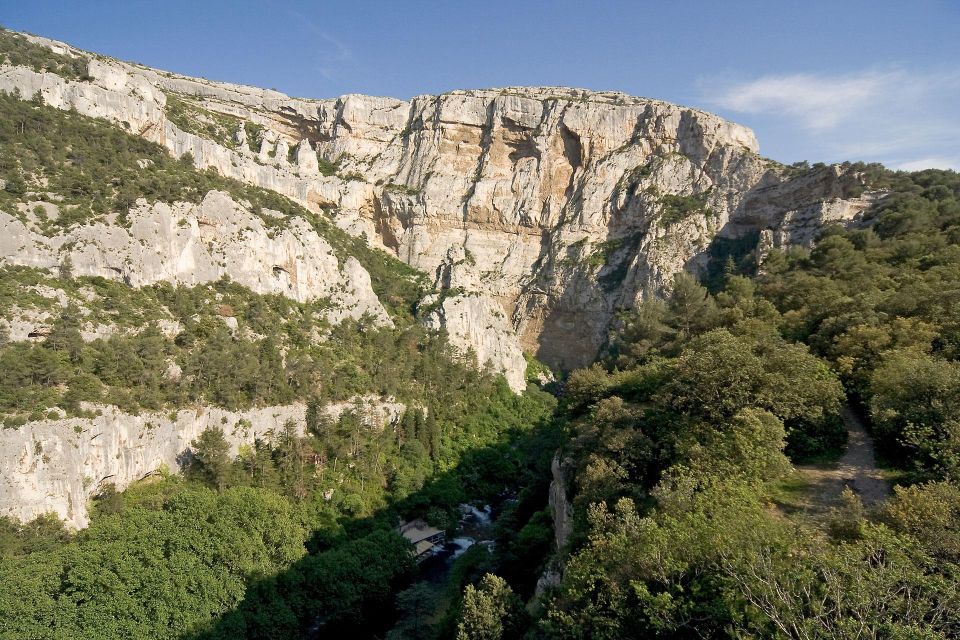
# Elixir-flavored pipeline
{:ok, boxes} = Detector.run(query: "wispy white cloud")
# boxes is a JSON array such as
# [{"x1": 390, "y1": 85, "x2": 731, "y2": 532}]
[
  {"x1": 701, "y1": 68, "x2": 960, "y2": 169},
  {"x1": 310, "y1": 31, "x2": 355, "y2": 81},
  {"x1": 709, "y1": 71, "x2": 894, "y2": 130},
  {"x1": 892, "y1": 157, "x2": 960, "y2": 172}
]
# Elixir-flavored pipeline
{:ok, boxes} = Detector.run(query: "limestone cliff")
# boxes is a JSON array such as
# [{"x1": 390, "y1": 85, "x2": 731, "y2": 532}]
[
  {"x1": 0, "y1": 31, "x2": 881, "y2": 387},
  {"x1": 0, "y1": 397, "x2": 405, "y2": 528},
  {"x1": 0, "y1": 29, "x2": 886, "y2": 529},
  {"x1": 0, "y1": 190, "x2": 391, "y2": 326}
]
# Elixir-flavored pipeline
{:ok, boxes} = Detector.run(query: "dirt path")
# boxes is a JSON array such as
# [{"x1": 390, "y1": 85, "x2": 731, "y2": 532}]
[{"x1": 796, "y1": 405, "x2": 891, "y2": 510}]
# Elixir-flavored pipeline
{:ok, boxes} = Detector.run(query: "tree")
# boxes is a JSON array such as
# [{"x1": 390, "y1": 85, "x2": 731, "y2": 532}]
[
  {"x1": 609, "y1": 301, "x2": 674, "y2": 366},
  {"x1": 276, "y1": 420, "x2": 311, "y2": 499},
  {"x1": 190, "y1": 427, "x2": 232, "y2": 490},
  {"x1": 132, "y1": 324, "x2": 169, "y2": 408},
  {"x1": 388, "y1": 582, "x2": 438, "y2": 640},
  {"x1": 680, "y1": 408, "x2": 790, "y2": 485},
  {"x1": 884, "y1": 481, "x2": 960, "y2": 561},
  {"x1": 457, "y1": 574, "x2": 526, "y2": 640},
  {"x1": 564, "y1": 364, "x2": 613, "y2": 413},
  {"x1": 666, "y1": 273, "x2": 718, "y2": 341},
  {"x1": 0, "y1": 486, "x2": 306, "y2": 640},
  {"x1": 544, "y1": 490, "x2": 774, "y2": 640},
  {"x1": 391, "y1": 441, "x2": 432, "y2": 498},
  {"x1": 306, "y1": 397, "x2": 331, "y2": 438},
  {"x1": 237, "y1": 438, "x2": 279, "y2": 489},
  {"x1": 829, "y1": 317, "x2": 938, "y2": 399},
  {"x1": 655, "y1": 328, "x2": 844, "y2": 458},
  {"x1": 45, "y1": 306, "x2": 84, "y2": 366},
  {"x1": 870, "y1": 349, "x2": 960, "y2": 477},
  {"x1": 722, "y1": 524, "x2": 960, "y2": 639},
  {"x1": 58, "y1": 256, "x2": 74, "y2": 280}
]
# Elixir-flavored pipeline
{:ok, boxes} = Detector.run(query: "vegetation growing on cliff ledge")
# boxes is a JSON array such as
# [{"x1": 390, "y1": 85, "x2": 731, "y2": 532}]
[
  {"x1": 163, "y1": 91, "x2": 243, "y2": 149},
  {"x1": 0, "y1": 91, "x2": 426, "y2": 318},
  {"x1": 658, "y1": 192, "x2": 715, "y2": 226},
  {"x1": 0, "y1": 28, "x2": 90, "y2": 80}
]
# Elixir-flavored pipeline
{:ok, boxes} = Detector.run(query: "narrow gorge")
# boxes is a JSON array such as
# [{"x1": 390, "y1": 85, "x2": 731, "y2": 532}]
[{"x1": 0, "y1": 30, "x2": 885, "y2": 529}]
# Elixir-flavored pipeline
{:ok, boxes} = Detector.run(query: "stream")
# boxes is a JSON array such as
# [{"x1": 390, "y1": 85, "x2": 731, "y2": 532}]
[{"x1": 419, "y1": 503, "x2": 495, "y2": 583}]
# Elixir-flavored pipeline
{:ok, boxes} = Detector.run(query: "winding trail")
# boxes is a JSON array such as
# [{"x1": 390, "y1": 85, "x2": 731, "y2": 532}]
[{"x1": 797, "y1": 405, "x2": 890, "y2": 509}]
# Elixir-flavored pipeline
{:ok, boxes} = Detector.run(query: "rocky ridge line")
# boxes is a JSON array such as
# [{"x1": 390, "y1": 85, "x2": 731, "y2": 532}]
[{"x1": 1, "y1": 31, "x2": 882, "y2": 388}]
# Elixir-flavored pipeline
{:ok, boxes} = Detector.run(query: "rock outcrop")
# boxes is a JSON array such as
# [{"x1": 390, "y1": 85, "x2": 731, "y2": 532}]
[
  {"x1": 531, "y1": 453, "x2": 575, "y2": 604},
  {"x1": 548, "y1": 453, "x2": 574, "y2": 552},
  {"x1": 0, "y1": 190, "x2": 391, "y2": 326},
  {"x1": 421, "y1": 292, "x2": 527, "y2": 392},
  {"x1": 0, "y1": 403, "x2": 305, "y2": 528},
  {"x1": 0, "y1": 31, "x2": 880, "y2": 387},
  {"x1": 0, "y1": 396, "x2": 405, "y2": 528}
]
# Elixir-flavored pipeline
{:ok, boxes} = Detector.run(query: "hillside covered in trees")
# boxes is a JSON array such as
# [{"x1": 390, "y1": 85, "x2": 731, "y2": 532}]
[
  {"x1": 0, "y1": 65, "x2": 559, "y2": 638},
  {"x1": 534, "y1": 166, "x2": 960, "y2": 639}
]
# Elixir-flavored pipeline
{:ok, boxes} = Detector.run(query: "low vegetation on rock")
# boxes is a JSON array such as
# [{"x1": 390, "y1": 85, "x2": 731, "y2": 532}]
[{"x1": 0, "y1": 30, "x2": 90, "y2": 80}]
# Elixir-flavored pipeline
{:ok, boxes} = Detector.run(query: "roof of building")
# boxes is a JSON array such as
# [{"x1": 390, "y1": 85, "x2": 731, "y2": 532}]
[{"x1": 398, "y1": 519, "x2": 444, "y2": 545}]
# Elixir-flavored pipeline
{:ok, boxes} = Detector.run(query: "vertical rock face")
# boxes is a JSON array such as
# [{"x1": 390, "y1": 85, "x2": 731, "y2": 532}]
[
  {"x1": 0, "y1": 31, "x2": 885, "y2": 529},
  {"x1": 0, "y1": 190, "x2": 392, "y2": 326},
  {"x1": 0, "y1": 32, "x2": 878, "y2": 386},
  {"x1": 548, "y1": 453, "x2": 574, "y2": 552},
  {"x1": 0, "y1": 404, "x2": 306, "y2": 528},
  {"x1": 421, "y1": 292, "x2": 528, "y2": 392},
  {"x1": 0, "y1": 397, "x2": 405, "y2": 529}
]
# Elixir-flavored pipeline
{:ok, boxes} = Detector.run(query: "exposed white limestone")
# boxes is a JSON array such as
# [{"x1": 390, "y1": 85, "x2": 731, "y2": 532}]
[
  {"x1": 0, "y1": 38, "x2": 873, "y2": 382},
  {"x1": 0, "y1": 395, "x2": 405, "y2": 528},
  {"x1": 0, "y1": 190, "x2": 391, "y2": 326},
  {"x1": 421, "y1": 292, "x2": 527, "y2": 392}
]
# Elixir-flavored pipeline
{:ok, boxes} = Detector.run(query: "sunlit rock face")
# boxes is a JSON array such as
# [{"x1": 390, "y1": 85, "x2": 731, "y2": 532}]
[
  {"x1": 0, "y1": 190, "x2": 391, "y2": 326},
  {"x1": 1, "y1": 32, "x2": 876, "y2": 386},
  {"x1": 0, "y1": 396, "x2": 404, "y2": 529},
  {"x1": 0, "y1": 30, "x2": 882, "y2": 529}
]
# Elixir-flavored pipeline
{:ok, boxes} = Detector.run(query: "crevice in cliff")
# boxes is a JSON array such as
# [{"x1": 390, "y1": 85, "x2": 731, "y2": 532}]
[
  {"x1": 459, "y1": 101, "x2": 498, "y2": 223},
  {"x1": 370, "y1": 195, "x2": 401, "y2": 253},
  {"x1": 276, "y1": 107, "x2": 332, "y2": 144},
  {"x1": 508, "y1": 136, "x2": 541, "y2": 164},
  {"x1": 559, "y1": 123, "x2": 582, "y2": 200},
  {"x1": 559, "y1": 123, "x2": 582, "y2": 172}
]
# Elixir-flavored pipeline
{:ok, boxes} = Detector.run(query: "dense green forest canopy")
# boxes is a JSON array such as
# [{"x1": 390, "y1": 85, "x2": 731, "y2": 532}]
[{"x1": 538, "y1": 167, "x2": 960, "y2": 639}]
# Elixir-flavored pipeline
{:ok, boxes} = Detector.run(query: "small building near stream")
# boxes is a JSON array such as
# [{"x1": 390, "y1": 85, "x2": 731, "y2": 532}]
[{"x1": 398, "y1": 519, "x2": 446, "y2": 562}]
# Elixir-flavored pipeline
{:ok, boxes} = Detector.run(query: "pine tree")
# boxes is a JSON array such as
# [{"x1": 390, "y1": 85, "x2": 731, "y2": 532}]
[
  {"x1": 45, "y1": 306, "x2": 84, "y2": 367},
  {"x1": 667, "y1": 272, "x2": 718, "y2": 340},
  {"x1": 190, "y1": 427, "x2": 232, "y2": 490}
]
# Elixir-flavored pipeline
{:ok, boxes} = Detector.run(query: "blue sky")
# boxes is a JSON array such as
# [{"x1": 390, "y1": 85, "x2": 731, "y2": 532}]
[{"x1": 4, "y1": 1, "x2": 959, "y2": 169}]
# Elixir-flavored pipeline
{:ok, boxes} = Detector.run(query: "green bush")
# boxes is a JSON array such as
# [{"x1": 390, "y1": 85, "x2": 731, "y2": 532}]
[{"x1": 659, "y1": 193, "x2": 713, "y2": 226}]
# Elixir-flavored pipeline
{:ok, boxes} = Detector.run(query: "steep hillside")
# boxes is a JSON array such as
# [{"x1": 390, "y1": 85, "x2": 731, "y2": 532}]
[
  {"x1": 0, "y1": 28, "x2": 884, "y2": 386},
  {"x1": 0, "y1": 58, "x2": 556, "y2": 529},
  {"x1": 532, "y1": 167, "x2": 960, "y2": 639}
]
